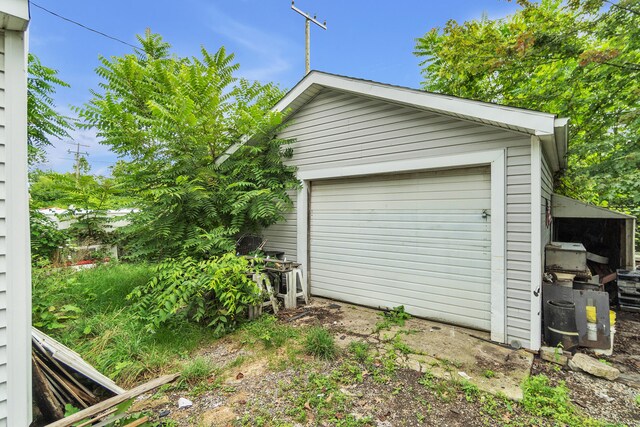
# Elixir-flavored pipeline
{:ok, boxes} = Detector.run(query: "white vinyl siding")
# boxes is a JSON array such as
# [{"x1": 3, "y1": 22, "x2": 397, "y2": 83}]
[
  {"x1": 264, "y1": 88, "x2": 533, "y2": 346},
  {"x1": 541, "y1": 152, "x2": 553, "y2": 249},
  {"x1": 0, "y1": 32, "x2": 7, "y2": 424},
  {"x1": 0, "y1": 26, "x2": 30, "y2": 426},
  {"x1": 262, "y1": 190, "x2": 297, "y2": 261},
  {"x1": 310, "y1": 167, "x2": 492, "y2": 330}
]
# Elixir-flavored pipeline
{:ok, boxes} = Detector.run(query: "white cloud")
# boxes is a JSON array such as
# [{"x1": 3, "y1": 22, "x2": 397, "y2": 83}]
[{"x1": 204, "y1": 4, "x2": 294, "y2": 83}]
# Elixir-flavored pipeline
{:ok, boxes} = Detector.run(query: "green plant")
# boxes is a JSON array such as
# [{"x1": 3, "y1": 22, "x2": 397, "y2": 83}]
[
  {"x1": 304, "y1": 327, "x2": 337, "y2": 360},
  {"x1": 27, "y1": 53, "x2": 74, "y2": 164},
  {"x1": 128, "y1": 254, "x2": 262, "y2": 335},
  {"x1": 635, "y1": 394, "x2": 640, "y2": 407},
  {"x1": 180, "y1": 357, "x2": 215, "y2": 386},
  {"x1": 31, "y1": 263, "x2": 215, "y2": 386},
  {"x1": 241, "y1": 314, "x2": 299, "y2": 348},
  {"x1": 459, "y1": 380, "x2": 480, "y2": 402},
  {"x1": 598, "y1": 358, "x2": 612, "y2": 366},
  {"x1": 77, "y1": 32, "x2": 299, "y2": 261},
  {"x1": 483, "y1": 369, "x2": 495, "y2": 379},
  {"x1": 29, "y1": 210, "x2": 69, "y2": 263},
  {"x1": 375, "y1": 306, "x2": 411, "y2": 331},
  {"x1": 522, "y1": 374, "x2": 602, "y2": 426},
  {"x1": 347, "y1": 341, "x2": 370, "y2": 362}
]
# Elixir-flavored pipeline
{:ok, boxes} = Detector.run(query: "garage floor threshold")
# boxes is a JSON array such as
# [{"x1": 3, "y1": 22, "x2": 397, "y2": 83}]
[{"x1": 285, "y1": 297, "x2": 534, "y2": 401}]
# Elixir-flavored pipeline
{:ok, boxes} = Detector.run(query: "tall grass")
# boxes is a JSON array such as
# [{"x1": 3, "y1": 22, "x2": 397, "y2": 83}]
[{"x1": 32, "y1": 263, "x2": 216, "y2": 387}]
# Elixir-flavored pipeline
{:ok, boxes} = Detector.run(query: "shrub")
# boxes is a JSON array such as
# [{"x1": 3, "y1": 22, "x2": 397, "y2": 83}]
[
  {"x1": 30, "y1": 209, "x2": 69, "y2": 263},
  {"x1": 304, "y1": 327, "x2": 337, "y2": 360},
  {"x1": 128, "y1": 254, "x2": 262, "y2": 335}
]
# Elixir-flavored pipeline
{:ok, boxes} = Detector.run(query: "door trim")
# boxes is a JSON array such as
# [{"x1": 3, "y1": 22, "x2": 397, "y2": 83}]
[{"x1": 296, "y1": 149, "x2": 506, "y2": 343}]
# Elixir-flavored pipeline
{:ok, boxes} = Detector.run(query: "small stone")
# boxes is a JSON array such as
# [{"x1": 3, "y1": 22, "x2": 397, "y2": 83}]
[
  {"x1": 568, "y1": 353, "x2": 620, "y2": 380},
  {"x1": 178, "y1": 397, "x2": 193, "y2": 409},
  {"x1": 540, "y1": 346, "x2": 569, "y2": 366},
  {"x1": 158, "y1": 409, "x2": 170, "y2": 418}
]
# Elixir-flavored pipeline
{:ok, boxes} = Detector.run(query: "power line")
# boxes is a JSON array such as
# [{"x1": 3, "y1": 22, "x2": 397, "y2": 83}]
[{"x1": 30, "y1": 1, "x2": 138, "y2": 49}]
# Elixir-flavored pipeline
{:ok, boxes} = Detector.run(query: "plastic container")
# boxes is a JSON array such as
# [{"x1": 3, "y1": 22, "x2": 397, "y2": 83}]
[{"x1": 587, "y1": 322, "x2": 598, "y2": 341}]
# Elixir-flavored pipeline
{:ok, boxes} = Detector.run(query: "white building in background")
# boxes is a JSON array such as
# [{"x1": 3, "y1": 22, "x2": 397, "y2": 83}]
[{"x1": 0, "y1": 0, "x2": 32, "y2": 425}]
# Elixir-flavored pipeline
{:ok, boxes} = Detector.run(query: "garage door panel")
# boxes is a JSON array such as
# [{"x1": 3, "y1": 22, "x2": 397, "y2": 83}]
[
  {"x1": 310, "y1": 199, "x2": 490, "y2": 211},
  {"x1": 312, "y1": 211, "x2": 491, "y2": 223},
  {"x1": 310, "y1": 167, "x2": 492, "y2": 330},
  {"x1": 312, "y1": 285, "x2": 491, "y2": 330},
  {"x1": 311, "y1": 239, "x2": 491, "y2": 262},
  {"x1": 312, "y1": 226, "x2": 490, "y2": 242},
  {"x1": 311, "y1": 217, "x2": 490, "y2": 233},
  {"x1": 311, "y1": 256, "x2": 490, "y2": 289},
  {"x1": 311, "y1": 262, "x2": 491, "y2": 301},
  {"x1": 311, "y1": 246, "x2": 491, "y2": 277},
  {"x1": 312, "y1": 233, "x2": 491, "y2": 250}
]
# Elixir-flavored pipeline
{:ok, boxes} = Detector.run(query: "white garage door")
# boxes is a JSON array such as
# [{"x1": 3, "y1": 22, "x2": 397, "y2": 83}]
[{"x1": 309, "y1": 167, "x2": 492, "y2": 330}]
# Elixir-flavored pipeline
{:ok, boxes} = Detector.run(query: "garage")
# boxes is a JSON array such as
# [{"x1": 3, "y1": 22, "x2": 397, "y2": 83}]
[
  {"x1": 309, "y1": 167, "x2": 492, "y2": 330},
  {"x1": 256, "y1": 71, "x2": 576, "y2": 350}
]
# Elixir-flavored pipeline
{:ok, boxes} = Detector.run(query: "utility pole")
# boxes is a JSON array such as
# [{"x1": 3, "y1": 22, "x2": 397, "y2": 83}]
[
  {"x1": 291, "y1": 1, "x2": 326, "y2": 75},
  {"x1": 67, "y1": 141, "x2": 89, "y2": 181}
]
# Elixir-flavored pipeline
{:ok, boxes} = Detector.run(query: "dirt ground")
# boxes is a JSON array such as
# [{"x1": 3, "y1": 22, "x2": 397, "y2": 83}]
[{"x1": 131, "y1": 303, "x2": 640, "y2": 427}]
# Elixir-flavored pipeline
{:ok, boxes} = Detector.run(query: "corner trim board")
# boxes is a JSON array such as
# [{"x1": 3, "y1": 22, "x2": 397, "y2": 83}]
[{"x1": 530, "y1": 136, "x2": 543, "y2": 350}]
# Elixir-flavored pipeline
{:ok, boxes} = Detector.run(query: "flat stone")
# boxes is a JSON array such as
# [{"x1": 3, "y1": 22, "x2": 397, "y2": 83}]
[
  {"x1": 540, "y1": 346, "x2": 569, "y2": 366},
  {"x1": 568, "y1": 353, "x2": 620, "y2": 380}
]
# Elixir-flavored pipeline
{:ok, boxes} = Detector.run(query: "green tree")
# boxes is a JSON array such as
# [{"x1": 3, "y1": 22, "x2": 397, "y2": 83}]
[
  {"x1": 27, "y1": 53, "x2": 74, "y2": 163},
  {"x1": 414, "y1": 0, "x2": 639, "y2": 223},
  {"x1": 30, "y1": 169, "x2": 128, "y2": 243},
  {"x1": 77, "y1": 32, "x2": 298, "y2": 260}
]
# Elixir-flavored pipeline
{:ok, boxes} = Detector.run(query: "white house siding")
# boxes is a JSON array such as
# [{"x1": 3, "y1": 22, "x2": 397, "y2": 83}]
[
  {"x1": 262, "y1": 190, "x2": 297, "y2": 261},
  {"x1": 0, "y1": 32, "x2": 7, "y2": 423},
  {"x1": 265, "y1": 88, "x2": 533, "y2": 347},
  {"x1": 541, "y1": 152, "x2": 553, "y2": 250},
  {"x1": 0, "y1": 24, "x2": 31, "y2": 426}
]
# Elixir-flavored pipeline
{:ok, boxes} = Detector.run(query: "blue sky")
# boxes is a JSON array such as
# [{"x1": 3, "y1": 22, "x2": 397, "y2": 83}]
[{"x1": 30, "y1": 0, "x2": 520, "y2": 175}]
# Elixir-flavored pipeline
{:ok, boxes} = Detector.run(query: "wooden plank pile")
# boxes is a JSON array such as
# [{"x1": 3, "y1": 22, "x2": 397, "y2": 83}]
[{"x1": 32, "y1": 328, "x2": 125, "y2": 421}]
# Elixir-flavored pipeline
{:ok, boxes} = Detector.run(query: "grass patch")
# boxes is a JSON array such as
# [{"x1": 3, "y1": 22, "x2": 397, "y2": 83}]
[
  {"x1": 180, "y1": 356, "x2": 215, "y2": 386},
  {"x1": 240, "y1": 314, "x2": 299, "y2": 349},
  {"x1": 375, "y1": 305, "x2": 411, "y2": 331},
  {"x1": 522, "y1": 374, "x2": 606, "y2": 427},
  {"x1": 32, "y1": 262, "x2": 216, "y2": 386},
  {"x1": 483, "y1": 369, "x2": 496, "y2": 379},
  {"x1": 347, "y1": 341, "x2": 370, "y2": 362},
  {"x1": 304, "y1": 327, "x2": 337, "y2": 360}
]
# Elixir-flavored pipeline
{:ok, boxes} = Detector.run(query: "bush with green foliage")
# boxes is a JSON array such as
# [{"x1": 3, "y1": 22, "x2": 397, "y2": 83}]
[
  {"x1": 128, "y1": 254, "x2": 262, "y2": 335},
  {"x1": 30, "y1": 210, "x2": 69, "y2": 263},
  {"x1": 77, "y1": 32, "x2": 299, "y2": 260}
]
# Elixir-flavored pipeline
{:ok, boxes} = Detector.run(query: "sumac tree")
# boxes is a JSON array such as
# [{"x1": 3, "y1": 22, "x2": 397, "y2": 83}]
[{"x1": 77, "y1": 32, "x2": 298, "y2": 260}]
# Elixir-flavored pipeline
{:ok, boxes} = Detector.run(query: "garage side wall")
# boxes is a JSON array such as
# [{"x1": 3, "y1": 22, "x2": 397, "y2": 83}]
[{"x1": 262, "y1": 89, "x2": 534, "y2": 348}]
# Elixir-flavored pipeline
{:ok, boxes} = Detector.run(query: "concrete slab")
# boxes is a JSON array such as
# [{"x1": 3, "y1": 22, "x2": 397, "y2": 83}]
[{"x1": 297, "y1": 297, "x2": 533, "y2": 401}]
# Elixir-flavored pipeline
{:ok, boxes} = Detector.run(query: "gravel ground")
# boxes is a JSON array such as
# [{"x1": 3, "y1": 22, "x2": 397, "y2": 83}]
[{"x1": 129, "y1": 308, "x2": 640, "y2": 426}]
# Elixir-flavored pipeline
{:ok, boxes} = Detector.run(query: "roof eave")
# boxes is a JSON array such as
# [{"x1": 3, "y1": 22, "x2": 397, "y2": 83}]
[{"x1": 0, "y1": 0, "x2": 29, "y2": 31}]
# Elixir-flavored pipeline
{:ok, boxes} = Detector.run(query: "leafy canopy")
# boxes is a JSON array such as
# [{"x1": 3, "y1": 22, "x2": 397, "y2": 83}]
[
  {"x1": 415, "y1": 0, "x2": 639, "y2": 222},
  {"x1": 77, "y1": 32, "x2": 298, "y2": 260},
  {"x1": 27, "y1": 54, "x2": 74, "y2": 164}
]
